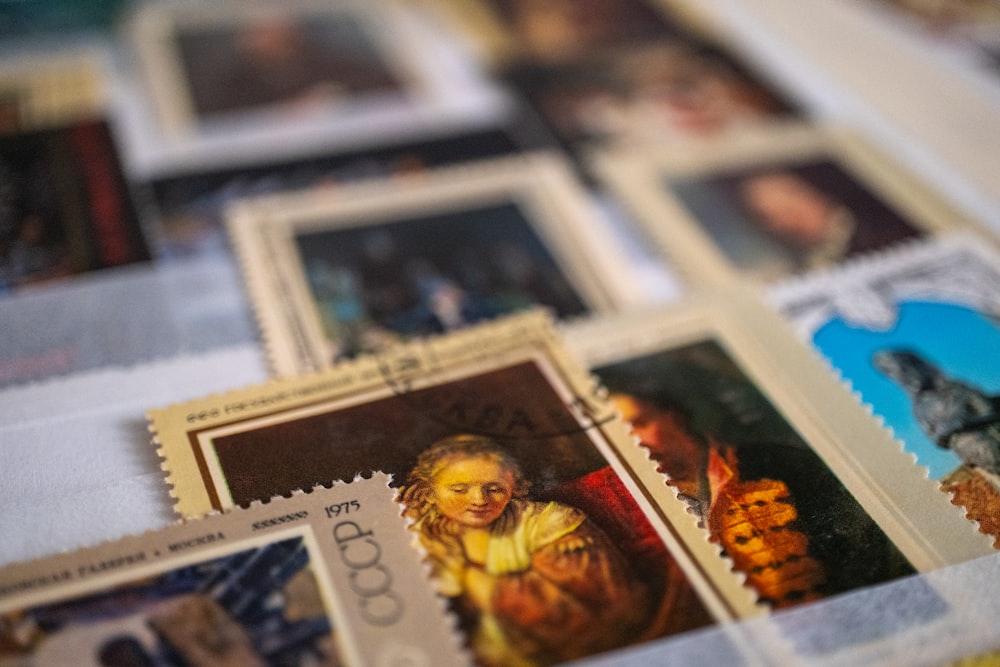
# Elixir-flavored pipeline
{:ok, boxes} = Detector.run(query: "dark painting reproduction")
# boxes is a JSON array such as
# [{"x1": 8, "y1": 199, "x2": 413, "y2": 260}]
[
  {"x1": 294, "y1": 202, "x2": 590, "y2": 360},
  {"x1": 487, "y1": 0, "x2": 680, "y2": 61},
  {"x1": 175, "y1": 11, "x2": 404, "y2": 121},
  {"x1": 670, "y1": 158, "x2": 923, "y2": 280},
  {"x1": 512, "y1": 41, "x2": 799, "y2": 150},
  {"x1": 208, "y1": 361, "x2": 713, "y2": 665},
  {"x1": 0, "y1": 121, "x2": 149, "y2": 293},
  {"x1": 0, "y1": 537, "x2": 340, "y2": 665},
  {"x1": 148, "y1": 128, "x2": 519, "y2": 259},
  {"x1": 593, "y1": 339, "x2": 915, "y2": 608}
]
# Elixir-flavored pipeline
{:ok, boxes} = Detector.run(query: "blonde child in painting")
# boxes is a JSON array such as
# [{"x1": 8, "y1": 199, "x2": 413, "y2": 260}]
[{"x1": 398, "y1": 434, "x2": 651, "y2": 666}]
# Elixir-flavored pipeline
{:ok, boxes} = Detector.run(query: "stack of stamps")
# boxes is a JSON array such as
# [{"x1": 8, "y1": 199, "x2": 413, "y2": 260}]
[
  {"x1": 2, "y1": 0, "x2": 1000, "y2": 664},
  {"x1": 141, "y1": 301, "x2": 992, "y2": 663},
  {"x1": 146, "y1": 311, "x2": 757, "y2": 665}
]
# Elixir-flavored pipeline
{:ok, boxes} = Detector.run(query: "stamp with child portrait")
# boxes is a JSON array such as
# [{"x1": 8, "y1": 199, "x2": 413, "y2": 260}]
[{"x1": 149, "y1": 311, "x2": 760, "y2": 664}]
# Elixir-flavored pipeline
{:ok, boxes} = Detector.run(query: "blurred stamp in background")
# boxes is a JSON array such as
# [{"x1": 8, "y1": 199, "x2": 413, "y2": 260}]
[
  {"x1": 0, "y1": 55, "x2": 149, "y2": 293},
  {"x1": 426, "y1": 0, "x2": 683, "y2": 66},
  {"x1": 0, "y1": 474, "x2": 465, "y2": 667},
  {"x1": 770, "y1": 233, "x2": 1000, "y2": 548},
  {"x1": 594, "y1": 125, "x2": 965, "y2": 286},
  {"x1": 149, "y1": 311, "x2": 761, "y2": 664},
  {"x1": 120, "y1": 0, "x2": 510, "y2": 180},
  {"x1": 143, "y1": 126, "x2": 522, "y2": 260},
  {"x1": 131, "y1": 0, "x2": 409, "y2": 133},
  {"x1": 507, "y1": 39, "x2": 801, "y2": 155},
  {"x1": 227, "y1": 153, "x2": 638, "y2": 374}
]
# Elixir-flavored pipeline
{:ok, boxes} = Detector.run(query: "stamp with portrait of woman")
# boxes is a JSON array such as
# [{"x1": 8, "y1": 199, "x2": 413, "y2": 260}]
[
  {"x1": 149, "y1": 311, "x2": 761, "y2": 665},
  {"x1": 228, "y1": 153, "x2": 640, "y2": 376},
  {"x1": 593, "y1": 125, "x2": 967, "y2": 286},
  {"x1": 566, "y1": 290, "x2": 994, "y2": 611}
]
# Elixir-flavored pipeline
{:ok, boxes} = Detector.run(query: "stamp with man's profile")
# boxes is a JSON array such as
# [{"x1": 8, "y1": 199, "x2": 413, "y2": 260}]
[
  {"x1": 592, "y1": 124, "x2": 969, "y2": 287},
  {"x1": 149, "y1": 310, "x2": 762, "y2": 664},
  {"x1": 565, "y1": 289, "x2": 993, "y2": 613}
]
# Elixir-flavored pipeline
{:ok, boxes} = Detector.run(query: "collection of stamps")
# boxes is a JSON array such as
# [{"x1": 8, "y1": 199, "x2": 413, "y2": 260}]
[{"x1": 2, "y1": 0, "x2": 999, "y2": 664}]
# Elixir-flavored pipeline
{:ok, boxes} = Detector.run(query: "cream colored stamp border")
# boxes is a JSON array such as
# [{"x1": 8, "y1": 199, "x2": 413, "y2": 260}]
[
  {"x1": 228, "y1": 152, "x2": 639, "y2": 376},
  {"x1": 148, "y1": 311, "x2": 762, "y2": 620},
  {"x1": 0, "y1": 51, "x2": 106, "y2": 130},
  {"x1": 128, "y1": 0, "x2": 444, "y2": 137},
  {"x1": 591, "y1": 123, "x2": 970, "y2": 288},
  {"x1": 0, "y1": 474, "x2": 466, "y2": 667},
  {"x1": 563, "y1": 287, "x2": 995, "y2": 569}
]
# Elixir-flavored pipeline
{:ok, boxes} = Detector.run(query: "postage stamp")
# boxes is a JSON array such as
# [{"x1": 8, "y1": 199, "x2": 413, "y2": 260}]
[
  {"x1": 425, "y1": 0, "x2": 683, "y2": 66},
  {"x1": 592, "y1": 125, "x2": 966, "y2": 287},
  {"x1": 769, "y1": 233, "x2": 1000, "y2": 548},
  {"x1": 0, "y1": 474, "x2": 466, "y2": 666},
  {"x1": 227, "y1": 153, "x2": 639, "y2": 375},
  {"x1": 507, "y1": 38, "x2": 801, "y2": 154},
  {"x1": 564, "y1": 289, "x2": 994, "y2": 609},
  {"x1": 130, "y1": 0, "x2": 413, "y2": 133},
  {"x1": 149, "y1": 311, "x2": 761, "y2": 663},
  {"x1": 144, "y1": 126, "x2": 521, "y2": 260},
  {"x1": 0, "y1": 57, "x2": 150, "y2": 293}
]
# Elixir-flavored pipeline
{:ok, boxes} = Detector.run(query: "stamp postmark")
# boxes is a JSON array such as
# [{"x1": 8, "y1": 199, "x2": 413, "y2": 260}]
[
  {"x1": 227, "y1": 153, "x2": 639, "y2": 375},
  {"x1": 148, "y1": 311, "x2": 761, "y2": 663},
  {"x1": 592, "y1": 125, "x2": 967, "y2": 287},
  {"x1": 0, "y1": 474, "x2": 465, "y2": 667},
  {"x1": 564, "y1": 290, "x2": 994, "y2": 611},
  {"x1": 770, "y1": 233, "x2": 1000, "y2": 548}
]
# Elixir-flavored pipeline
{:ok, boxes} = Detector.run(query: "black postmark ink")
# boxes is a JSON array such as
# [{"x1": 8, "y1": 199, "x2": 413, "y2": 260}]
[{"x1": 374, "y1": 341, "x2": 617, "y2": 441}]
